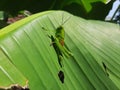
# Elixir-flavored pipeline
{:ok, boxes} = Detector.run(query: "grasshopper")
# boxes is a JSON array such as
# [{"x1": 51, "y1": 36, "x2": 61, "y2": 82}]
[
  {"x1": 55, "y1": 14, "x2": 70, "y2": 46},
  {"x1": 49, "y1": 35, "x2": 72, "y2": 67},
  {"x1": 42, "y1": 14, "x2": 73, "y2": 67}
]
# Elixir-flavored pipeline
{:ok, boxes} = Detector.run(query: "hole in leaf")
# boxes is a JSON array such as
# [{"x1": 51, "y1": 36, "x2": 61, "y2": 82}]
[
  {"x1": 58, "y1": 70, "x2": 64, "y2": 83},
  {"x1": 102, "y1": 62, "x2": 109, "y2": 76}
]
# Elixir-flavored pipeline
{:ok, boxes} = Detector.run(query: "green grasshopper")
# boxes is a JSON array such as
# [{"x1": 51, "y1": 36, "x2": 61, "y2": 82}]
[
  {"x1": 42, "y1": 15, "x2": 73, "y2": 67},
  {"x1": 55, "y1": 15, "x2": 70, "y2": 46},
  {"x1": 49, "y1": 35, "x2": 72, "y2": 67}
]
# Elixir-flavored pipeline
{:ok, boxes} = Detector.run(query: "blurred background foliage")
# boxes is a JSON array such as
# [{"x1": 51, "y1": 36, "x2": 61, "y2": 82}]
[
  {"x1": 0, "y1": 0, "x2": 118, "y2": 29},
  {"x1": 0, "y1": 0, "x2": 114, "y2": 19}
]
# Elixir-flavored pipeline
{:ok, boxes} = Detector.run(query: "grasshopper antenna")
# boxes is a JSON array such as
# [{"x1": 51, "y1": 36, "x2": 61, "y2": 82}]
[
  {"x1": 61, "y1": 13, "x2": 71, "y2": 26},
  {"x1": 49, "y1": 13, "x2": 71, "y2": 27}
]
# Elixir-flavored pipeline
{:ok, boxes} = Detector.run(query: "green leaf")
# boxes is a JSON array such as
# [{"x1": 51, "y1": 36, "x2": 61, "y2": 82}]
[
  {"x1": 0, "y1": 10, "x2": 120, "y2": 90},
  {"x1": 61, "y1": 0, "x2": 108, "y2": 12},
  {"x1": 0, "y1": 11, "x2": 4, "y2": 20}
]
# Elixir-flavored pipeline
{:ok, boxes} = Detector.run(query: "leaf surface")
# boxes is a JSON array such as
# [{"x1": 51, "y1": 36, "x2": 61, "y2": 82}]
[{"x1": 0, "y1": 11, "x2": 119, "y2": 90}]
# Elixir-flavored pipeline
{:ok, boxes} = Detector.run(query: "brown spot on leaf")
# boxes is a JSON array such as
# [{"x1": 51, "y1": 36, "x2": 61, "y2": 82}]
[{"x1": 0, "y1": 80, "x2": 30, "y2": 90}]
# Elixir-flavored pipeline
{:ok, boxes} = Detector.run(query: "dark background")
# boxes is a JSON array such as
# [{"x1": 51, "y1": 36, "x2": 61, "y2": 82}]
[{"x1": 0, "y1": 0, "x2": 115, "y2": 20}]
